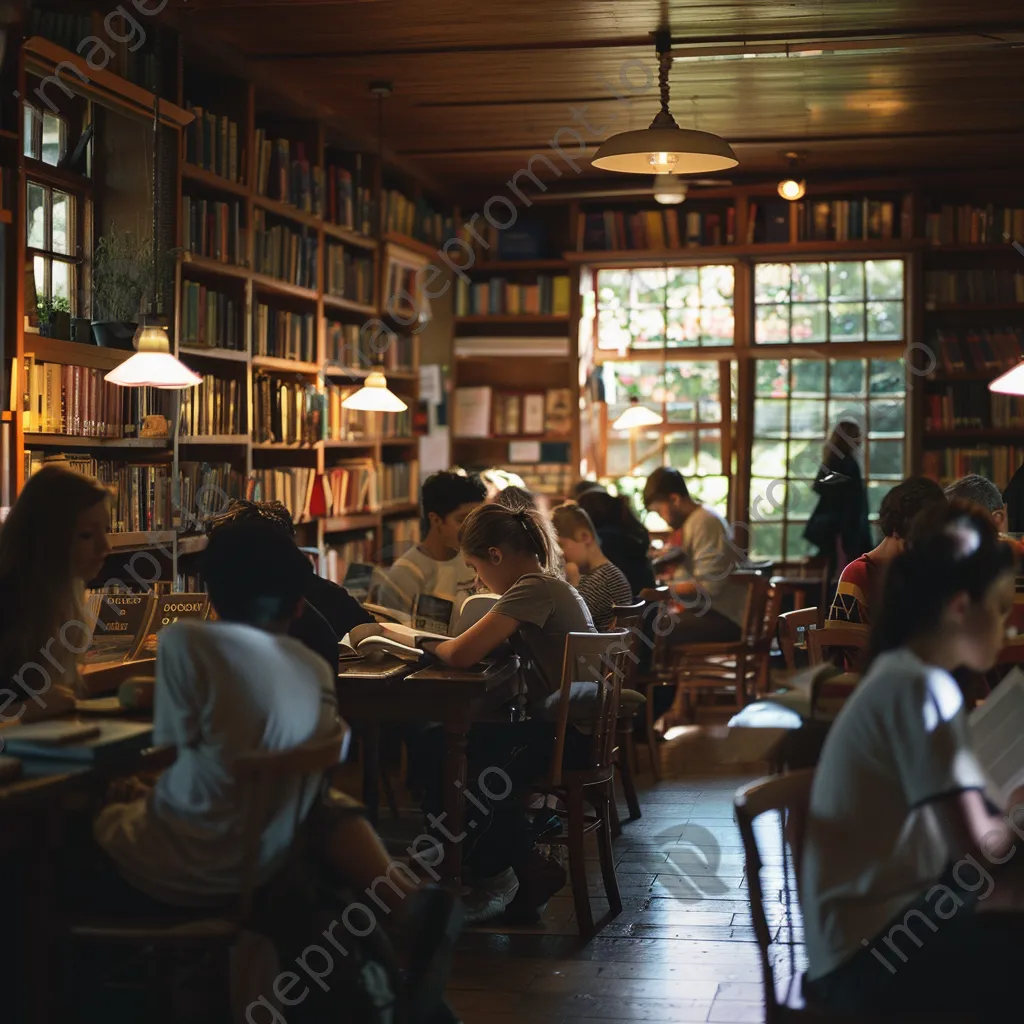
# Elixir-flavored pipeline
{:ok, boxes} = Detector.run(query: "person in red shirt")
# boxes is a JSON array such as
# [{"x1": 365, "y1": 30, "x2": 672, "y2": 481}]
[{"x1": 827, "y1": 476, "x2": 945, "y2": 628}]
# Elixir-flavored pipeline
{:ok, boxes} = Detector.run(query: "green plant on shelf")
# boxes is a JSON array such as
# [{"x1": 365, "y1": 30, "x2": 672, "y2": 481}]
[{"x1": 93, "y1": 226, "x2": 154, "y2": 322}]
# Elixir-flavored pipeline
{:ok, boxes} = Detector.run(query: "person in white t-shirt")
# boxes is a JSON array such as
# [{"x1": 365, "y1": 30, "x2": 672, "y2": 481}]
[
  {"x1": 801, "y1": 499, "x2": 1024, "y2": 1019},
  {"x1": 376, "y1": 470, "x2": 487, "y2": 634}
]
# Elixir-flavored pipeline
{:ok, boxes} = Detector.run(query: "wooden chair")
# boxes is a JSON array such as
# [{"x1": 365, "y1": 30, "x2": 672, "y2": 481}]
[
  {"x1": 777, "y1": 607, "x2": 820, "y2": 672},
  {"x1": 630, "y1": 586, "x2": 673, "y2": 782},
  {"x1": 770, "y1": 574, "x2": 829, "y2": 629},
  {"x1": 807, "y1": 624, "x2": 869, "y2": 668},
  {"x1": 609, "y1": 601, "x2": 646, "y2": 832},
  {"x1": 735, "y1": 771, "x2": 974, "y2": 1024},
  {"x1": 60, "y1": 724, "x2": 348, "y2": 1020},
  {"x1": 672, "y1": 572, "x2": 774, "y2": 716},
  {"x1": 534, "y1": 631, "x2": 630, "y2": 937}
]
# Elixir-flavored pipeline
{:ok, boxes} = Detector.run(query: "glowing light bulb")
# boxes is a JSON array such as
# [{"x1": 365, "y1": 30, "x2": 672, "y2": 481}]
[
  {"x1": 777, "y1": 178, "x2": 806, "y2": 201},
  {"x1": 649, "y1": 151, "x2": 678, "y2": 173}
]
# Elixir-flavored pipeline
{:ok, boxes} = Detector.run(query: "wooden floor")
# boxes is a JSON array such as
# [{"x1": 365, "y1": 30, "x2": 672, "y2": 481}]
[{"x1": 442, "y1": 735, "x2": 803, "y2": 1024}]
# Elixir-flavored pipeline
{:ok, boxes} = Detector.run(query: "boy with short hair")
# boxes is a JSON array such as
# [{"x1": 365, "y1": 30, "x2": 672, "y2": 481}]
[
  {"x1": 377, "y1": 470, "x2": 487, "y2": 634},
  {"x1": 553, "y1": 502, "x2": 633, "y2": 631}
]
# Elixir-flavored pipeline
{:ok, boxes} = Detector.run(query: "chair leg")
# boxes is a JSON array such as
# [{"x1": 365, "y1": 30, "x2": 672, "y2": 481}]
[
  {"x1": 618, "y1": 731, "x2": 642, "y2": 823},
  {"x1": 595, "y1": 783, "x2": 622, "y2": 919},
  {"x1": 644, "y1": 688, "x2": 662, "y2": 782},
  {"x1": 609, "y1": 770, "x2": 622, "y2": 839},
  {"x1": 566, "y1": 784, "x2": 593, "y2": 937}
]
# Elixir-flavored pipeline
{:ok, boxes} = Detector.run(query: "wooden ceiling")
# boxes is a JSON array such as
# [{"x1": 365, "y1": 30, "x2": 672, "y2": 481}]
[{"x1": 172, "y1": 1, "x2": 1024, "y2": 197}]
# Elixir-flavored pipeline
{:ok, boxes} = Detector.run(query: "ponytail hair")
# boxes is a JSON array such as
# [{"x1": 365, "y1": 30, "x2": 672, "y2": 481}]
[
  {"x1": 458, "y1": 502, "x2": 557, "y2": 572},
  {"x1": 866, "y1": 498, "x2": 1017, "y2": 667}
]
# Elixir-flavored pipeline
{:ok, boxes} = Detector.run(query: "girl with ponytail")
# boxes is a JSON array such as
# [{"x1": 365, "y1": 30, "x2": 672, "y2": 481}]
[{"x1": 802, "y1": 499, "x2": 1024, "y2": 1018}]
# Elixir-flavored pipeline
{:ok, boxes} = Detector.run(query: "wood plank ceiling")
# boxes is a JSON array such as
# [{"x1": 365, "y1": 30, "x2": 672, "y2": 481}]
[{"x1": 172, "y1": 1, "x2": 1024, "y2": 197}]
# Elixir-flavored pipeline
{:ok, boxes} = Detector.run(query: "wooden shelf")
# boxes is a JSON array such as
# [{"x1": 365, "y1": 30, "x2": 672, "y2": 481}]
[
  {"x1": 177, "y1": 534, "x2": 208, "y2": 556},
  {"x1": 381, "y1": 436, "x2": 416, "y2": 445},
  {"x1": 323, "y1": 513, "x2": 379, "y2": 533},
  {"x1": 382, "y1": 232, "x2": 440, "y2": 260},
  {"x1": 322, "y1": 439, "x2": 375, "y2": 449},
  {"x1": 452, "y1": 433, "x2": 569, "y2": 444},
  {"x1": 252, "y1": 355, "x2": 320, "y2": 374},
  {"x1": 253, "y1": 194, "x2": 325, "y2": 231},
  {"x1": 322, "y1": 223, "x2": 379, "y2": 251},
  {"x1": 323, "y1": 294, "x2": 377, "y2": 317},
  {"x1": 923, "y1": 428, "x2": 1024, "y2": 441},
  {"x1": 0, "y1": 128, "x2": 17, "y2": 141},
  {"x1": 925, "y1": 243, "x2": 1023, "y2": 255},
  {"x1": 454, "y1": 314, "x2": 570, "y2": 325},
  {"x1": 181, "y1": 253, "x2": 251, "y2": 282},
  {"x1": 22, "y1": 336, "x2": 129, "y2": 370},
  {"x1": 252, "y1": 441, "x2": 318, "y2": 451},
  {"x1": 563, "y1": 238, "x2": 920, "y2": 264},
  {"x1": 24, "y1": 433, "x2": 169, "y2": 448},
  {"x1": 381, "y1": 502, "x2": 419, "y2": 517},
  {"x1": 454, "y1": 259, "x2": 569, "y2": 273},
  {"x1": 179, "y1": 346, "x2": 250, "y2": 363},
  {"x1": 251, "y1": 273, "x2": 318, "y2": 302},
  {"x1": 181, "y1": 163, "x2": 250, "y2": 198},
  {"x1": 926, "y1": 304, "x2": 1024, "y2": 312},
  {"x1": 107, "y1": 531, "x2": 176, "y2": 551},
  {"x1": 179, "y1": 434, "x2": 250, "y2": 445},
  {"x1": 925, "y1": 372, "x2": 1001, "y2": 384}
]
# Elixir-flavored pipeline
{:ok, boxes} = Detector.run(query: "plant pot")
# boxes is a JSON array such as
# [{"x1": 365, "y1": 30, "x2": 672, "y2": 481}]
[
  {"x1": 52, "y1": 311, "x2": 71, "y2": 340},
  {"x1": 72, "y1": 317, "x2": 93, "y2": 343},
  {"x1": 91, "y1": 321, "x2": 137, "y2": 350},
  {"x1": 39, "y1": 323, "x2": 52, "y2": 338}
]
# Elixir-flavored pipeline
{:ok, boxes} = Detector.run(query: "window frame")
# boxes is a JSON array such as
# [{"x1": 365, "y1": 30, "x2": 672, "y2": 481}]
[{"x1": 27, "y1": 176, "x2": 81, "y2": 316}]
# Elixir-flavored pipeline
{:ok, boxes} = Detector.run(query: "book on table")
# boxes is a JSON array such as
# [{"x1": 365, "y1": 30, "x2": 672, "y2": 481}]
[
  {"x1": 969, "y1": 666, "x2": 1024, "y2": 803},
  {"x1": 340, "y1": 621, "x2": 449, "y2": 662}
]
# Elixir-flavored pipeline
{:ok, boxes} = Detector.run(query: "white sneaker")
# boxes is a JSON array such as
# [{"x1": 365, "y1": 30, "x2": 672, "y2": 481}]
[{"x1": 461, "y1": 868, "x2": 519, "y2": 925}]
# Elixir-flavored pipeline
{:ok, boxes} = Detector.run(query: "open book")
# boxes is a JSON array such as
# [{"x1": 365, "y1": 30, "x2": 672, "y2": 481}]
[
  {"x1": 969, "y1": 666, "x2": 1024, "y2": 802},
  {"x1": 339, "y1": 622, "x2": 448, "y2": 663}
]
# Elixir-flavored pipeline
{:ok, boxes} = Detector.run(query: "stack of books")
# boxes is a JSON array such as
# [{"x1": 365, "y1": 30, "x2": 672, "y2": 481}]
[
  {"x1": 180, "y1": 282, "x2": 242, "y2": 350},
  {"x1": 182, "y1": 197, "x2": 246, "y2": 265},
  {"x1": 380, "y1": 461, "x2": 418, "y2": 507},
  {"x1": 795, "y1": 197, "x2": 909, "y2": 241},
  {"x1": 253, "y1": 210, "x2": 318, "y2": 288},
  {"x1": 178, "y1": 461, "x2": 247, "y2": 531},
  {"x1": 326, "y1": 245, "x2": 374, "y2": 304},
  {"x1": 325, "y1": 160, "x2": 376, "y2": 235},
  {"x1": 926, "y1": 269, "x2": 1024, "y2": 306},
  {"x1": 179, "y1": 376, "x2": 244, "y2": 436},
  {"x1": 185, "y1": 106, "x2": 242, "y2": 184},
  {"x1": 254, "y1": 305, "x2": 316, "y2": 362},
  {"x1": 253, "y1": 375, "x2": 324, "y2": 445},
  {"x1": 925, "y1": 204, "x2": 1024, "y2": 245},
  {"x1": 455, "y1": 275, "x2": 571, "y2": 316},
  {"x1": 383, "y1": 190, "x2": 453, "y2": 246},
  {"x1": 324, "y1": 383, "x2": 370, "y2": 441}
]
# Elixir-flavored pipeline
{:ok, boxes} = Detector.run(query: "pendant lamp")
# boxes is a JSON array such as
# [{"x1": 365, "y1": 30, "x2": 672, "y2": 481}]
[
  {"x1": 592, "y1": 30, "x2": 737, "y2": 176},
  {"x1": 612, "y1": 396, "x2": 663, "y2": 431},
  {"x1": 341, "y1": 367, "x2": 408, "y2": 413},
  {"x1": 989, "y1": 363, "x2": 1024, "y2": 396},
  {"x1": 105, "y1": 41, "x2": 199, "y2": 391}
]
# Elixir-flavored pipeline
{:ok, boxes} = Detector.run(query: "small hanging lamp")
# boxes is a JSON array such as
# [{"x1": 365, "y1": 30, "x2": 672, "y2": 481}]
[
  {"x1": 592, "y1": 30, "x2": 738, "y2": 176},
  {"x1": 989, "y1": 362, "x2": 1024, "y2": 396},
  {"x1": 612, "y1": 396, "x2": 663, "y2": 431},
  {"x1": 341, "y1": 367, "x2": 408, "y2": 412},
  {"x1": 106, "y1": 40, "x2": 199, "y2": 391}
]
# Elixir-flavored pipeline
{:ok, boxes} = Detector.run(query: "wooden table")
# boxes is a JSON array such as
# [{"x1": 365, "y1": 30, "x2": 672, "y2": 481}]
[{"x1": 336, "y1": 654, "x2": 520, "y2": 887}]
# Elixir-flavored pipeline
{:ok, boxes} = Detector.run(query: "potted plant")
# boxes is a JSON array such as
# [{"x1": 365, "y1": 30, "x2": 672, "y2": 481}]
[
  {"x1": 92, "y1": 226, "x2": 153, "y2": 349},
  {"x1": 36, "y1": 295, "x2": 71, "y2": 339}
]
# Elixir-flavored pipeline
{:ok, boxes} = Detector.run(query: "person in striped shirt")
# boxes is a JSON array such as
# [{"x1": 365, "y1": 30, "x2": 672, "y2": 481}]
[{"x1": 553, "y1": 502, "x2": 633, "y2": 631}]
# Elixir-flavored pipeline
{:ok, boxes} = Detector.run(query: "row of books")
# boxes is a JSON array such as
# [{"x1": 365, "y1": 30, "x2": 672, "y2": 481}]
[
  {"x1": 382, "y1": 517, "x2": 419, "y2": 563},
  {"x1": 326, "y1": 245, "x2": 374, "y2": 305},
  {"x1": 928, "y1": 327, "x2": 1024, "y2": 374},
  {"x1": 182, "y1": 196, "x2": 246, "y2": 266},
  {"x1": 254, "y1": 375, "x2": 321, "y2": 446},
  {"x1": 925, "y1": 270, "x2": 1024, "y2": 306},
  {"x1": 453, "y1": 218, "x2": 549, "y2": 262},
  {"x1": 453, "y1": 386, "x2": 575, "y2": 439},
  {"x1": 22, "y1": 358, "x2": 169, "y2": 437},
  {"x1": 379, "y1": 407, "x2": 412, "y2": 439},
  {"x1": 924, "y1": 386, "x2": 1024, "y2": 431},
  {"x1": 325, "y1": 534, "x2": 376, "y2": 585},
  {"x1": 324, "y1": 383, "x2": 370, "y2": 442},
  {"x1": 185, "y1": 106, "x2": 243, "y2": 184},
  {"x1": 380, "y1": 460, "x2": 418, "y2": 507},
  {"x1": 455, "y1": 275, "x2": 571, "y2": 317},
  {"x1": 254, "y1": 306, "x2": 316, "y2": 363},
  {"x1": 179, "y1": 376, "x2": 244, "y2": 437},
  {"x1": 324, "y1": 162, "x2": 376, "y2": 235},
  {"x1": 178, "y1": 461, "x2": 247, "y2": 533},
  {"x1": 254, "y1": 134, "x2": 317, "y2": 211},
  {"x1": 325, "y1": 460, "x2": 377, "y2": 516},
  {"x1": 383, "y1": 190, "x2": 454, "y2": 247},
  {"x1": 795, "y1": 198, "x2": 908, "y2": 242},
  {"x1": 325, "y1": 322, "x2": 415, "y2": 373},
  {"x1": 180, "y1": 283, "x2": 243, "y2": 351},
  {"x1": 384, "y1": 262, "x2": 420, "y2": 320},
  {"x1": 253, "y1": 210, "x2": 318, "y2": 289},
  {"x1": 249, "y1": 466, "x2": 319, "y2": 523},
  {"x1": 576, "y1": 208, "x2": 735, "y2": 252},
  {"x1": 26, "y1": 454, "x2": 173, "y2": 533},
  {"x1": 922, "y1": 446, "x2": 1024, "y2": 486},
  {"x1": 493, "y1": 461, "x2": 573, "y2": 498},
  {"x1": 925, "y1": 205, "x2": 1024, "y2": 246}
]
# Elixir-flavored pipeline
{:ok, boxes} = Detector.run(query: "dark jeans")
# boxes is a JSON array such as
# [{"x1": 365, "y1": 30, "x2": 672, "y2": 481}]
[
  {"x1": 805, "y1": 864, "x2": 1024, "y2": 1020},
  {"x1": 412, "y1": 720, "x2": 590, "y2": 880}
]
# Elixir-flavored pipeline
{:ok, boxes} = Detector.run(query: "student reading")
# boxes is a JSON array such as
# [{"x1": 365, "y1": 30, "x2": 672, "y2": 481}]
[
  {"x1": 0, "y1": 465, "x2": 111, "y2": 722},
  {"x1": 425, "y1": 503, "x2": 595, "y2": 922},
  {"x1": 377, "y1": 470, "x2": 486, "y2": 633},
  {"x1": 801, "y1": 500, "x2": 1024, "y2": 1019}
]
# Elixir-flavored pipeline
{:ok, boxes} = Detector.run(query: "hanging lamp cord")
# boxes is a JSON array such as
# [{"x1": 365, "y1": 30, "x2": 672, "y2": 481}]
[
  {"x1": 152, "y1": 32, "x2": 160, "y2": 319},
  {"x1": 658, "y1": 51, "x2": 671, "y2": 116}
]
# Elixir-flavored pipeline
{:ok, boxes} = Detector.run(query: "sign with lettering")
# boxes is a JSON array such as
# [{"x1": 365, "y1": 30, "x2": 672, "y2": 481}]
[
  {"x1": 93, "y1": 593, "x2": 155, "y2": 641},
  {"x1": 126, "y1": 593, "x2": 212, "y2": 661}
]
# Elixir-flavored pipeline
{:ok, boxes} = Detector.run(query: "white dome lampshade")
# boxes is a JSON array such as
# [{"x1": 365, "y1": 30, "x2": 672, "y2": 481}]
[
  {"x1": 989, "y1": 362, "x2": 1024, "y2": 396},
  {"x1": 341, "y1": 367, "x2": 408, "y2": 412},
  {"x1": 104, "y1": 324, "x2": 202, "y2": 389},
  {"x1": 653, "y1": 174, "x2": 688, "y2": 205},
  {"x1": 612, "y1": 397, "x2": 664, "y2": 431}
]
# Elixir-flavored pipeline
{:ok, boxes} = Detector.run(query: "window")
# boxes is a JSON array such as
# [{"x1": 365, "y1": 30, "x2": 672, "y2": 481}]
[
  {"x1": 28, "y1": 182, "x2": 76, "y2": 314},
  {"x1": 596, "y1": 265, "x2": 734, "y2": 352},
  {"x1": 23, "y1": 107, "x2": 68, "y2": 167},
  {"x1": 754, "y1": 259, "x2": 904, "y2": 344},
  {"x1": 749, "y1": 356, "x2": 907, "y2": 560}
]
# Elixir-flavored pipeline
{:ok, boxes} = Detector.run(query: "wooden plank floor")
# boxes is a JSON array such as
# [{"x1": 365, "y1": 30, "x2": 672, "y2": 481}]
[{"x1": 442, "y1": 740, "x2": 804, "y2": 1024}]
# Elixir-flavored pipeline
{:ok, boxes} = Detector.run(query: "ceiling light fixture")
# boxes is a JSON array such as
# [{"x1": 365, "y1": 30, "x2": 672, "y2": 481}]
[
  {"x1": 612, "y1": 397, "x2": 664, "y2": 431},
  {"x1": 341, "y1": 366, "x2": 408, "y2": 412},
  {"x1": 652, "y1": 174, "x2": 688, "y2": 205},
  {"x1": 592, "y1": 30, "x2": 737, "y2": 176},
  {"x1": 777, "y1": 151, "x2": 806, "y2": 201},
  {"x1": 989, "y1": 363, "x2": 1024, "y2": 396},
  {"x1": 105, "y1": 39, "x2": 199, "y2": 392}
]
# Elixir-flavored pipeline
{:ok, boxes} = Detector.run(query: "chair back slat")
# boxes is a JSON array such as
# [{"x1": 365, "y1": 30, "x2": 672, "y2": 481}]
[
  {"x1": 609, "y1": 600, "x2": 645, "y2": 689},
  {"x1": 734, "y1": 770, "x2": 815, "y2": 1018},
  {"x1": 730, "y1": 573, "x2": 772, "y2": 645},
  {"x1": 807, "y1": 624, "x2": 869, "y2": 667},
  {"x1": 777, "y1": 607, "x2": 819, "y2": 672},
  {"x1": 233, "y1": 723, "x2": 347, "y2": 918},
  {"x1": 548, "y1": 630, "x2": 631, "y2": 787}
]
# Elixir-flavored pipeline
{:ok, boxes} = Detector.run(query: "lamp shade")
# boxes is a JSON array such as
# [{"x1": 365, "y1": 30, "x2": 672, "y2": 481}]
[
  {"x1": 989, "y1": 362, "x2": 1024, "y2": 395},
  {"x1": 592, "y1": 115, "x2": 738, "y2": 176},
  {"x1": 341, "y1": 368, "x2": 408, "y2": 412},
  {"x1": 612, "y1": 399, "x2": 664, "y2": 431},
  {"x1": 104, "y1": 325, "x2": 202, "y2": 389}
]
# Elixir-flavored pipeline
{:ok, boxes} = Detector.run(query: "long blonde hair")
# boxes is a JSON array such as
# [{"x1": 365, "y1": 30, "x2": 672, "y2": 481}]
[{"x1": 0, "y1": 466, "x2": 109, "y2": 673}]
